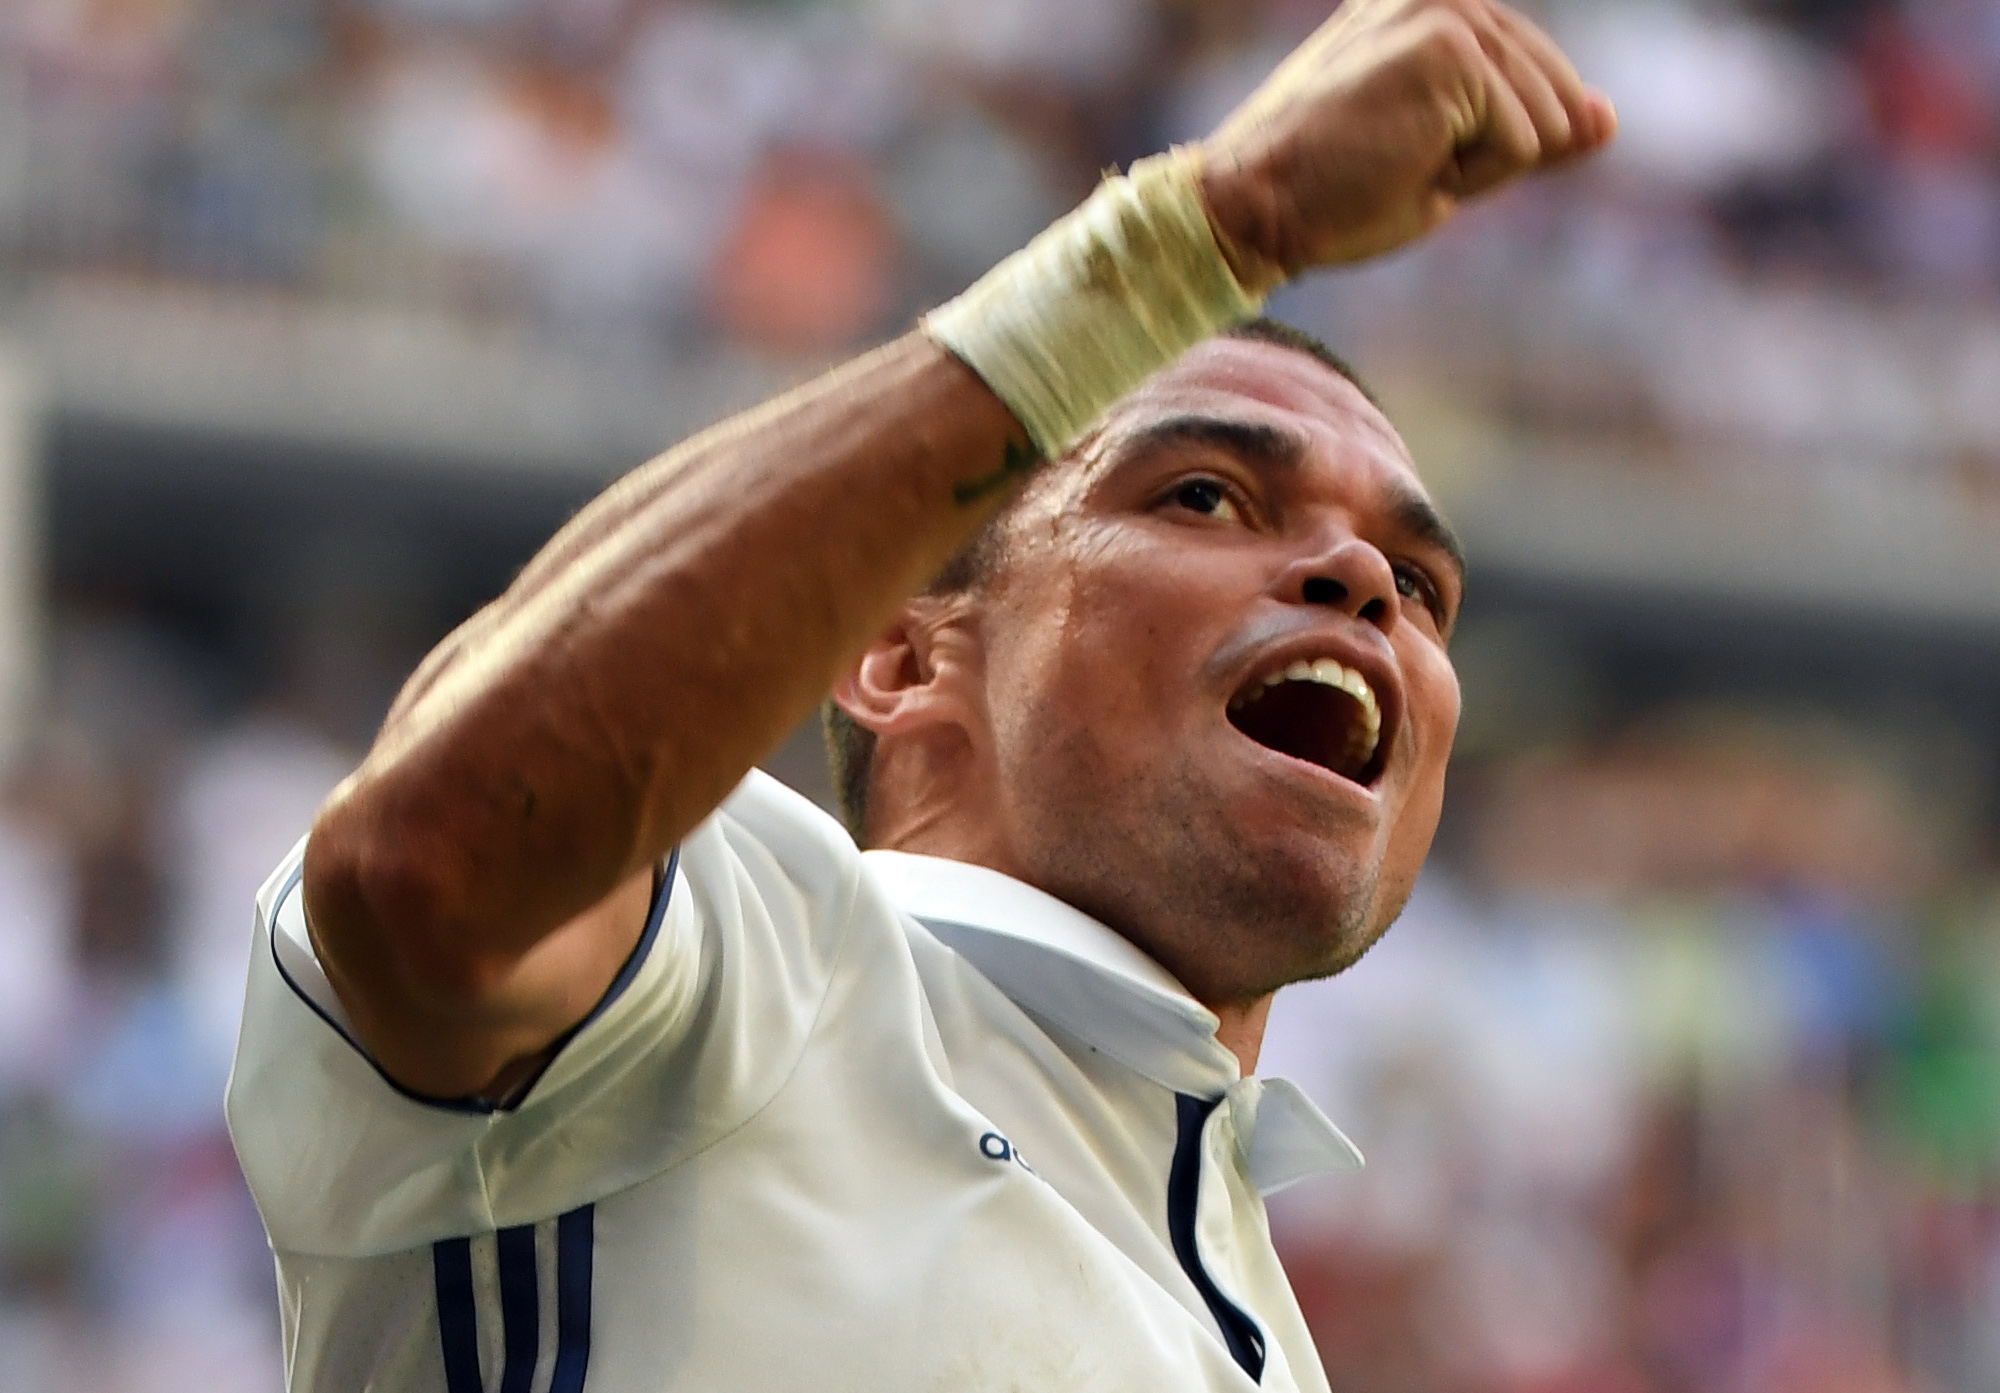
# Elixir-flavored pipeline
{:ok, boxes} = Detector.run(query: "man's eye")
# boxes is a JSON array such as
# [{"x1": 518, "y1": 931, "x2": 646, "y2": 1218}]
[
  {"x1": 1169, "y1": 478, "x2": 1239, "y2": 521},
  {"x1": 1395, "y1": 565, "x2": 1444, "y2": 621}
]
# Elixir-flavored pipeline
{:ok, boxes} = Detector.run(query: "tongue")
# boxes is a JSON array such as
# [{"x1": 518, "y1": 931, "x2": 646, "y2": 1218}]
[{"x1": 1230, "y1": 681, "x2": 1372, "y2": 781}]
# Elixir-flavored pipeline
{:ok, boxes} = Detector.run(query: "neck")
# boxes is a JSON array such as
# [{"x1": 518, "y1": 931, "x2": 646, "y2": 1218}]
[
  {"x1": 869, "y1": 769, "x2": 1278, "y2": 1076},
  {"x1": 1211, "y1": 994, "x2": 1273, "y2": 1076}
]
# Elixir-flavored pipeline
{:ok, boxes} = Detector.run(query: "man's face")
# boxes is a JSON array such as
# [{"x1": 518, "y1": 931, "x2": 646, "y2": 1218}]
[{"x1": 965, "y1": 338, "x2": 1464, "y2": 1008}]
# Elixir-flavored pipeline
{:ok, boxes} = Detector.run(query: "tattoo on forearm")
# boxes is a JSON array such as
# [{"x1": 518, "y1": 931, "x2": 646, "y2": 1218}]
[{"x1": 952, "y1": 437, "x2": 1043, "y2": 506}]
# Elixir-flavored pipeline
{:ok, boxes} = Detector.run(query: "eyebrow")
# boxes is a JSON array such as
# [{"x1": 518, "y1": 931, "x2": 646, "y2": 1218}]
[
  {"x1": 1112, "y1": 414, "x2": 1305, "y2": 472},
  {"x1": 1106, "y1": 411, "x2": 1470, "y2": 586}
]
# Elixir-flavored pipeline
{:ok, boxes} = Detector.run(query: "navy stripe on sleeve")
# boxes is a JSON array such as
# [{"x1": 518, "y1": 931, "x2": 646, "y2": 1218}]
[
  {"x1": 1169, "y1": 1093, "x2": 1267, "y2": 1382},
  {"x1": 549, "y1": 1205, "x2": 596, "y2": 1393},
  {"x1": 495, "y1": 1224, "x2": 540, "y2": 1393},
  {"x1": 432, "y1": 1236, "x2": 484, "y2": 1393}
]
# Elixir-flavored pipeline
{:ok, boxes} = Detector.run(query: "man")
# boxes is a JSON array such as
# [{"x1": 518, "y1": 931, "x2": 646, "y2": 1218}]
[{"x1": 228, "y1": 2, "x2": 1615, "y2": 1388}]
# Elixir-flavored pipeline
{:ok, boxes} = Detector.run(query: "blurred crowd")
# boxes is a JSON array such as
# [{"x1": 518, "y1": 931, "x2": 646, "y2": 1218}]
[
  {"x1": 0, "y1": 610, "x2": 356, "y2": 1390},
  {"x1": 1, "y1": 0, "x2": 1997, "y2": 497},
  {"x1": 1266, "y1": 718, "x2": 2000, "y2": 1393},
  {"x1": 1309, "y1": 0, "x2": 2000, "y2": 500},
  {"x1": 0, "y1": 0, "x2": 1996, "y2": 1389}
]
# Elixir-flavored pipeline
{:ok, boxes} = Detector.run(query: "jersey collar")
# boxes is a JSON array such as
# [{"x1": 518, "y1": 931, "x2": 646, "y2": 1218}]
[{"x1": 861, "y1": 850, "x2": 1362, "y2": 1190}]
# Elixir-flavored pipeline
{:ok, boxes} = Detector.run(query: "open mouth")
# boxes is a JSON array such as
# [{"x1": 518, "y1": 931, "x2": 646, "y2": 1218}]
[{"x1": 1227, "y1": 658, "x2": 1387, "y2": 786}]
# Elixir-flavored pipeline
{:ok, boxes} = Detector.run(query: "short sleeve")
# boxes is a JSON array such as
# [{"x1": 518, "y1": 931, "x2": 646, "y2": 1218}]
[{"x1": 226, "y1": 771, "x2": 864, "y2": 1259}]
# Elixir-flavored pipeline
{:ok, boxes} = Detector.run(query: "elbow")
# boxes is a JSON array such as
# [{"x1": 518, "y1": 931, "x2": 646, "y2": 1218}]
[{"x1": 302, "y1": 793, "x2": 513, "y2": 1021}]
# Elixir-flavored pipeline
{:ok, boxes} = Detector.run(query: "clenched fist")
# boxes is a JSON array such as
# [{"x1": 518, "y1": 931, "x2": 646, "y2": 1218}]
[{"x1": 1199, "y1": 0, "x2": 1617, "y2": 284}]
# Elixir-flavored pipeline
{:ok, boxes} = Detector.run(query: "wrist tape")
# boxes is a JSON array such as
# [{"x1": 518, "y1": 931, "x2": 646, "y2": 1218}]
[{"x1": 922, "y1": 147, "x2": 1268, "y2": 459}]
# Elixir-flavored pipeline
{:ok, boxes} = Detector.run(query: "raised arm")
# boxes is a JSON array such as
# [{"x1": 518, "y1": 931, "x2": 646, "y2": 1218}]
[{"x1": 304, "y1": 0, "x2": 1614, "y2": 1099}]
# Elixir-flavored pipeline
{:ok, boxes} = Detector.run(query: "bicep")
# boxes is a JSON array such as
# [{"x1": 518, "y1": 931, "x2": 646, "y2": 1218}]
[{"x1": 305, "y1": 858, "x2": 661, "y2": 1102}]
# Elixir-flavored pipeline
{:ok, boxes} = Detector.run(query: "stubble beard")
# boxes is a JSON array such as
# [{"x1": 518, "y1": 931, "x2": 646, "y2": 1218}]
[{"x1": 1016, "y1": 735, "x2": 1391, "y2": 1006}]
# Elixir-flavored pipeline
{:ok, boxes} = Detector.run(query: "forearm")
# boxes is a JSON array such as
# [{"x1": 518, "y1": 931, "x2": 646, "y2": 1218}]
[{"x1": 312, "y1": 334, "x2": 1024, "y2": 973}]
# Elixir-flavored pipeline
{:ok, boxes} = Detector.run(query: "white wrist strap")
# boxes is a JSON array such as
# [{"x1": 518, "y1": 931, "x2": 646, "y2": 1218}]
[{"x1": 922, "y1": 148, "x2": 1268, "y2": 459}]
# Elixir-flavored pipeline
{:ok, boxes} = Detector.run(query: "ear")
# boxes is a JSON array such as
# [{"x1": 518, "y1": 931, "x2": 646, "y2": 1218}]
[{"x1": 830, "y1": 598, "x2": 982, "y2": 740}]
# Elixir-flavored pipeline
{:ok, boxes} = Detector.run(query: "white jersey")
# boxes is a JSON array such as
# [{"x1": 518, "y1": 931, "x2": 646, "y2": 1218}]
[{"x1": 227, "y1": 771, "x2": 1362, "y2": 1392}]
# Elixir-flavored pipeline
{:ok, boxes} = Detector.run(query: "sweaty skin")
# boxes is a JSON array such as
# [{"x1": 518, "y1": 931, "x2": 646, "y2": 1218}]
[
  {"x1": 844, "y1": 340, "x2": 1464, "y2": 1072},
  {"x1": 304, "y1": 0, "x2": 1613, "y2": 1099}
]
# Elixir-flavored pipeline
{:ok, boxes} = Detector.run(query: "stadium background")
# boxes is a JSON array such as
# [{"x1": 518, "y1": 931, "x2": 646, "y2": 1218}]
[{"x1": 0, "y1": 0, "x2": 1996, "y2": 1387}]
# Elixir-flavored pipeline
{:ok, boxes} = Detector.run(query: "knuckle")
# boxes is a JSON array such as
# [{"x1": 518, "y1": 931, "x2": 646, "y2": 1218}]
[
  {"x1": 1433, "y1": 0, "x2": 1493, "y2": 31},
  {"x1": 1413, "y1": 9, "x2": 1481, "y2": 62}
]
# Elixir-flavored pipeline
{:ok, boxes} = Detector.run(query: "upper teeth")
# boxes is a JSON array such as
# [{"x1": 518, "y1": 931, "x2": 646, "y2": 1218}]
[{"x1": 1231, "y1": 657, "x2": 1383, "y2": 758}]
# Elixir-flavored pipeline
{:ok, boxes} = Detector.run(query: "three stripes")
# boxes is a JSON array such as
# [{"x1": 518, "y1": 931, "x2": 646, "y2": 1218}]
[{"x1": 434, "y1": 1204, "x2": 595, "y2": 1393}]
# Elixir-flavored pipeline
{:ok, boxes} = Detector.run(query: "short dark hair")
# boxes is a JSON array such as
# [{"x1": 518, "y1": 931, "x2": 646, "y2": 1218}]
[{"x1": 822, "y1": 317, "x2": 1375, "y2": 844}]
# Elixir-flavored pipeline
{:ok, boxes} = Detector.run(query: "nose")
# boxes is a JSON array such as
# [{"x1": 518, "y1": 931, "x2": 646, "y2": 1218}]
[{"x1": 1280, "y1": 534, "x2": 1399, "y2": 633}]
